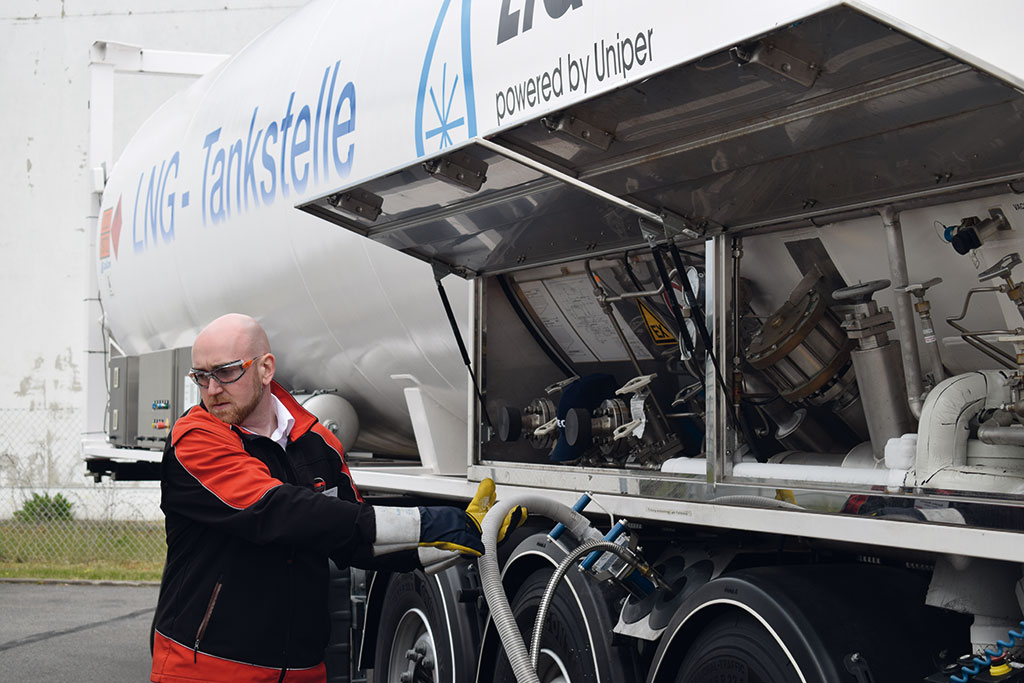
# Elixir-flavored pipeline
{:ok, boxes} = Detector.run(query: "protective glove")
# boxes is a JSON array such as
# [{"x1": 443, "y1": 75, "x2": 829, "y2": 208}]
[
  {"x1": 372, "y1": 505, "x2": 484, "y2": 558},
  {"x1": 464, "y1": 478, "x2": 527, "y2": 543}
]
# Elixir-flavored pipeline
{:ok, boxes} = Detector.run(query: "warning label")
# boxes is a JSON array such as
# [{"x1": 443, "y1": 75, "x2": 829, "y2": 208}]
[{"x1": 636, "y1": 300, "x2": 675, "y2": 346}]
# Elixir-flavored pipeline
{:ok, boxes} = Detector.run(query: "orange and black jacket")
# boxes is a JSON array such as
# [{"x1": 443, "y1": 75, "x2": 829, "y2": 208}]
[{"x1": 151, "y1": 382, "x2": 375, "y2": 683}]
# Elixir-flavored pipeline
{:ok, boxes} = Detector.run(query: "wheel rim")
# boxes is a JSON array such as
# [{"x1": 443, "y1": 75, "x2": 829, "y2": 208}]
[
  {"x1": 536, "y1": 647, "x2": 571, "y2": 683},
  {"x1": 386, "y1": 607, "x2": 438, "y2": 683}
]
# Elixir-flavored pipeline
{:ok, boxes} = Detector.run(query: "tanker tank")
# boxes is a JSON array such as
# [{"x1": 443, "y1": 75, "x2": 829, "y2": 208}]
[{"x1": 95, "y1": 0, "x2": 470, "y2": 455}]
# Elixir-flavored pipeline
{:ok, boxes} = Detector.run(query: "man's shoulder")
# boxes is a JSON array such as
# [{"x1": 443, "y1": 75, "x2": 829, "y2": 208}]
[{"x1": 170, "y1": 405, "x2": 234, "y2": 445}]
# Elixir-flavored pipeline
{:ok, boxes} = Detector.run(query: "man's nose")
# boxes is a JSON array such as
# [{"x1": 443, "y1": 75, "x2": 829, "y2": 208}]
[{"x1": 205, "y1": 380, "x2": 223, "y2": 396}]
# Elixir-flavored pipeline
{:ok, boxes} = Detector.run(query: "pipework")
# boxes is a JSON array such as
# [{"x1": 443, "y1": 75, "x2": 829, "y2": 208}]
[{"x1": 880, "y1": 206, "x2": 926, "y2": 418}]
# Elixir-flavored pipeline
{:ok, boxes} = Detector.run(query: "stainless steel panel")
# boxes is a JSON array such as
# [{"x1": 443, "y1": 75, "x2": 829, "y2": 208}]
[
  {"x1": 301, "y1": 6, "x2": 1024, "y2": 276},
  {"x1": 108, "y1": 355, "x2": 138, "y2": 448},
  {"x1": 172, "y1": 347, "x2": 198, "y2": 422},
  {"x1": 136, "y1": 350, "x2": 176, "y2": 446}
]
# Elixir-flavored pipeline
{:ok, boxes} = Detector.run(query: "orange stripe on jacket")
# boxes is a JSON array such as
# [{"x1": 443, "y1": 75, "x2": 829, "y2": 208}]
[{"x1": 171, "y1": 409, "x2": 282, "y2": 510}]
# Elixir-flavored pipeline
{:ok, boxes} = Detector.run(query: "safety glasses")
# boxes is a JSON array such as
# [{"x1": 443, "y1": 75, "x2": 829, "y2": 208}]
[{"x1": 189, "y1": 355, "x2": 263, "y2": 387}]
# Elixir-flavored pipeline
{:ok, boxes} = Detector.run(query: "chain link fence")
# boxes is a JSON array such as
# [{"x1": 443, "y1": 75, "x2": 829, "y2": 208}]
[{"x1": 0, "y1": 408, "x2": 165, "y2": 580}]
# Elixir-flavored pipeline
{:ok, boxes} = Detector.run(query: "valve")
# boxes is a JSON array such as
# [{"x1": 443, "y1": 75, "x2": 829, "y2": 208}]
[
  {"x1": 546, "y1": 494, "x2": 670, "y2": 601},
  {"x1": 945, "y1": 210, "x2": 1010, "y2": 255},
  {"x1": 498, "y1": 398, "x2": 557, "y2": 449},
  {"x1": 980, "y1": 252, "x2": 1024, "y2": 323},
  {"x1": 902, "y1": 277, "x2": 946, "y2": 386},
  {"x1": 834, "y1": 280, "x2": 895, "y2": 352},
  {"x1": 832, "y1": 278, "x2": 891, "y2": 305},
  {"x1": 672, "y1": 380, "x2": 703, "y2": 407},
  {"x1": 564, "y1": 399, "x2": 630, "y2": 454},
  {"x1": 979, "y1": 252, "x2": 1023, "y2": 285},
  {"x1": 615, "y1": 374, "x2": 658, "y2": 440}
]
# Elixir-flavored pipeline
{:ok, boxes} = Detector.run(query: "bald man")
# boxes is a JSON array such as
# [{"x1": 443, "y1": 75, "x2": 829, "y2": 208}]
[{"x1": 151, "y1": 314, "x2": 510, "y2": 683}]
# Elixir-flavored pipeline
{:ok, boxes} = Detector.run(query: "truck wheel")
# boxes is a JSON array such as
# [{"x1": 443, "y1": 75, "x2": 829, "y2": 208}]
[
  {"x1": 373, "y1": 569, "x2": 479, "y2": 683},
  {"x1": 675, "y1": 611, "x2": 802, "y2": 683},
  {"x1": 490, "y1": 567, "x2": 637, "y2": 683}
]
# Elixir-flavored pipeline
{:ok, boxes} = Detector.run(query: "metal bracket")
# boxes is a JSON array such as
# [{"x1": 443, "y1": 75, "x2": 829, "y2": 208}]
[
  {"x1": 640, "y1": 218, "x2": 664, "y2": 245},
  {"x1": 660, "y1": 208, "x2": 703, "y2": 240},
  {"x1": 731, "y1": 34, "x2": 820, "y2": 88},
  {"x1": 842, "y1": 652, "x2": 876, "y2": 683},
  {"x1": 327, "y1": 187, "x2": 383, "y2": 222},
  {"x1": 542, "y1": 112, "x2": 613, "y2": 151},
  {"x1": 423, "y1": 149, "x2": 488, "y2": 192}
]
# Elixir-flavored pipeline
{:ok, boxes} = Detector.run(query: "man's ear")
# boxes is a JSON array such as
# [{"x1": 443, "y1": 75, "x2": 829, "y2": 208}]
[{"x1": 259, "y1": 353, "x2": 276, "y2": 386}]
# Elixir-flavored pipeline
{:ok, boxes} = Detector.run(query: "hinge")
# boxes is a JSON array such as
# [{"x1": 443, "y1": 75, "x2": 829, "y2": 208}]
[
  {"x1": 731, "y1": 34, "x2": 820, "y2": 88},
  {"x1": 423, "y1": 149, "x2": 488, "y2": 192},
  {"x1": 542, "y1": 111, "x2": 613, "y2": 151},
  {"x1": 327, "y1": 187, "x2": 383, "y2": 222}
]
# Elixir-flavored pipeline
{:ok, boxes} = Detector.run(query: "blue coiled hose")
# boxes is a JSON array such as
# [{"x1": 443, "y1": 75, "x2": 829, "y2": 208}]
[{"x1": 950, "y1": 620, "x2": 1024, "y2": 682}]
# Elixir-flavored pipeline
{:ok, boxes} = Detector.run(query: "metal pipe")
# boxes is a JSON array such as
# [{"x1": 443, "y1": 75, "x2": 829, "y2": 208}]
[
  {"x1": 919, "y1": 311, "x2": 948, "y2": 386},
  {"x1": 584, "y1": 260, "x2": 671, "y2": 439},
  {"x1": 947, "y1": 287, "x2": 1018, "y2": 368},
  {"x1": 880, "y1": 206, "x2": 925, "y2": 418},
  {"x1": 531, "y1": 540, "x2": 650, "y2": 672},
  {"x1": 584, "y1": 260, "x2": 645, "y2": 379},
  {"x1": 977, "y1": 423, "x2": 1024, "y2": 447},
  {"x1": 597, "y1": 268, "x2": 676, "y2": 303},
  {"x1": 732, "y1": 238, "x2": 743, "y2": 420},
  {"x1": 956, "y1": 332, "x2": 1017, "y2": 369}
]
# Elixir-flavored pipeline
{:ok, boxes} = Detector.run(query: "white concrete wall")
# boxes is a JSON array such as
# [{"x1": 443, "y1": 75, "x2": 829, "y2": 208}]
[{"x1": 0, "y1": 0, "x2": 303, "y2": 517}]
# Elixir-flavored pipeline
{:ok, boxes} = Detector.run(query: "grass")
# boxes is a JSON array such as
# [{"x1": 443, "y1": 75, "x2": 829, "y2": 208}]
[
  {"x1": 0, "y1": 520, "x2": 165, "y2": 582},
  {"x1": 0, "y1": 562, "x2": 163, "y2": 582}
]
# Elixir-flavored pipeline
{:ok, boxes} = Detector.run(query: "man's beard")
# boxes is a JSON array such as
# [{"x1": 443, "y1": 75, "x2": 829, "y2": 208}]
[{"x1": 217, "y1": 382, "x2": 264, "y2": 426}]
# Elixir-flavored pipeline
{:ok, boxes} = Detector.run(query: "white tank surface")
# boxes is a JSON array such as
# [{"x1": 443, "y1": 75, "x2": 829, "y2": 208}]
[
  {"x1": 295, "y1": 392, "x2": 360, "y2": 455},
  {"x1": 96, "y1": 1, "x2": 472, "y2": 455}
]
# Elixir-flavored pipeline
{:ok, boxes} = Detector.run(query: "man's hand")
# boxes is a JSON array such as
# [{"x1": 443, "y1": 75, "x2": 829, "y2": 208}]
[
  {"x1": 417, "y1": 506, "x2": 485, "y2": 556},
  {"x1": 369, "y1": 480, "x2": 526, "y2": 572},
  {"x1": 464, "y1": 478, "x2": 527, "y2": 543},
  {"x1": 372, "y1": 505, "x2": 483, "y2": 558}
]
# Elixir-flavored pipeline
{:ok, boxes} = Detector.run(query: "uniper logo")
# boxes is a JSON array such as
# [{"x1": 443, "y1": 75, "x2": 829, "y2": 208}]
[
  {"x1": 415, "y1": 0, "x2": 477, "y2": 157},
  {"x1": 99, "y1": 196, "x2": 123, "y2": 269}
]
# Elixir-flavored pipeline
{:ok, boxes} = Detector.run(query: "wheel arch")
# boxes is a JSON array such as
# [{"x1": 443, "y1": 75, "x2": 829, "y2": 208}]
[
  {"x1": 356, "y1": 569, "x2": 389, "y2": 671},
  {"x1": 359, "y1": 564, "x2": 483, "y2": 679},
  {"x1": 646, "y1": 564, "x2": 967, "y2": 683}
]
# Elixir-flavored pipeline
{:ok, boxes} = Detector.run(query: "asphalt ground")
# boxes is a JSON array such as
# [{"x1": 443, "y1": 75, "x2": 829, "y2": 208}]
[{"x1": 0, "y1": 581, "x2": 159, "y2": 682}]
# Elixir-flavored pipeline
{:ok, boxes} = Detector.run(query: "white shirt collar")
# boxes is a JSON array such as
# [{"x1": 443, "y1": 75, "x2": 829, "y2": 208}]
[{"x1": 269, "y1": 394, "x2": 295, "y2": 448}]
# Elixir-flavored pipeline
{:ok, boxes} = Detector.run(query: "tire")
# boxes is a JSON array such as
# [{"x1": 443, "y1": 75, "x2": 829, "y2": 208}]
[
  {"x1": 490, "y1": 567, "x2": 638, "y2": 683},
  {"x1": 373, "y1": 569, "x2": 479, "y2": 683},
  {"x1": 675, "y1": 612, "x2": 801, "y2": 683}
]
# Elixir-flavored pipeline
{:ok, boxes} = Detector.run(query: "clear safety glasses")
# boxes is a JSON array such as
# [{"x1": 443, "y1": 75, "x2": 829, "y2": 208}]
[{"x1": 189, "y1": 355, "x2": 263, "y2": 387}]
